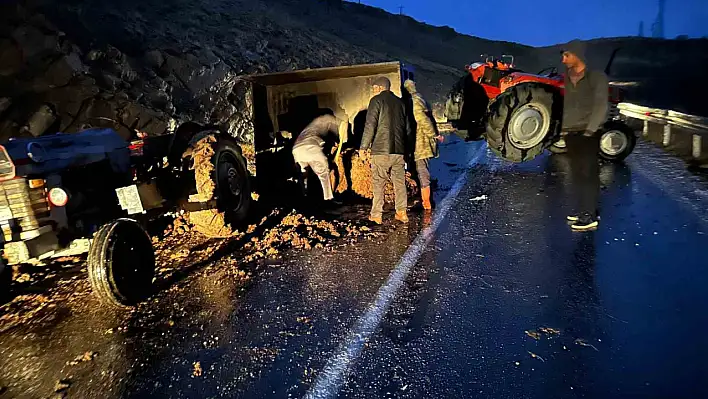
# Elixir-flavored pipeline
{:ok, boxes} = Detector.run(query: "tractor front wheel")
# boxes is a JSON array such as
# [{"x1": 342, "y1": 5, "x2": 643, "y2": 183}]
[
  {"x1": 486, "y1": 83, "x2": 561, "y2": 163},
  {"x1": 88, "y1": 219, "x2": 155, "y2": 308}
]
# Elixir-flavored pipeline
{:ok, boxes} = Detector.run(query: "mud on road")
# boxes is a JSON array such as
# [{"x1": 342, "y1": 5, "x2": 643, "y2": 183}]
[
  {"x1": 0, "y1": 204, "x2": 384, "y2": 332},
  {"x1": 0, "y1": 200, "x2": 393, "y2": 397},
  {"x1": 0, "y1": 136, "x2": 477, "y2": 398}
]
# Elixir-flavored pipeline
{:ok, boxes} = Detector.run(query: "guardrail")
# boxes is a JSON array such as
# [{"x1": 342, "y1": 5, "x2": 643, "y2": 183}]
[{"x1": 618, "y1": 103, "x2": 708, "y2": 160}]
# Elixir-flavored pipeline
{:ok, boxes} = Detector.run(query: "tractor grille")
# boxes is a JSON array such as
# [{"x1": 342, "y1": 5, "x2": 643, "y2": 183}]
[
  {"x1": 609, "y1": 102, "x2": 620, "y2": 120},
  {"x1": 0, "y1": 178, "x2": 51, "y2": 241}
]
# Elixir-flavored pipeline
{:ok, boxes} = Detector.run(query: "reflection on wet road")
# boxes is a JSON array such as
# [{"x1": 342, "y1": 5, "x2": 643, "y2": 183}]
[{"x1": 1, "y1": 138, "x2": 707, "y2": 398}]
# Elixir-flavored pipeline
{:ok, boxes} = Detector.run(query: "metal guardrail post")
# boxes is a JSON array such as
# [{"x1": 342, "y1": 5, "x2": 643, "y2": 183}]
[
  {"x1": 693, "y1": 135, "x2": 702, "y2": 159},
  {"x1": 619, "y1": 103, "x2": 707, "y2": 161},
  {"x1": 663, "y1": 125, "x2": 671, "y2": 146}
]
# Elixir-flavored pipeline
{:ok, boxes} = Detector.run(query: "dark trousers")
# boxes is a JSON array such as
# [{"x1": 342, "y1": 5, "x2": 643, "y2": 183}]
[{"x1": 566, "y1": 134, "x2": 600, "y2": 219}]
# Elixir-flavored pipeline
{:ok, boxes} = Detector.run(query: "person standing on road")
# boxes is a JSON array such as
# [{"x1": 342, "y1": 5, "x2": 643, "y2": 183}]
[
  {"x1": 560, "y1": 39, "x2": 609, "y2": 231},
  {"x1": 360, "y1": 77, "x2": 411, "y2": 224},
  {"x1": 403, "y1": 79, "x2": 444, "y2": 212},
  {"x1": 292, "y1": 112, "x2": 348, "y2": 204}
]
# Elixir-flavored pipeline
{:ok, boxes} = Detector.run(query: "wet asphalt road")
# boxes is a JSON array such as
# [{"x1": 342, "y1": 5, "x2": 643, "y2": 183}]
[{"x1": 1, "y1": 136, "x2": 708, "y2": 398}]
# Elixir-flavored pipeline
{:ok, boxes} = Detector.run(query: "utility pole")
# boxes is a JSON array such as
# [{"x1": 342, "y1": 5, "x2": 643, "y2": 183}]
[
  {"x1": 638, "y1": 21, "x2": 644, "y2": 37},
  {"x1": 651, "y1": 0, "x2": 665, "y2": 38},
  {"x1": 398, "y1": 5, "x2": 404, "y2": 15}
]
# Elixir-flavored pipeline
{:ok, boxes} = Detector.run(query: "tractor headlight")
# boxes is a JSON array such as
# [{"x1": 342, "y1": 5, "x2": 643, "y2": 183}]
[{"x1": 48, "y1": 187, "x2": 69, "y2": 207}]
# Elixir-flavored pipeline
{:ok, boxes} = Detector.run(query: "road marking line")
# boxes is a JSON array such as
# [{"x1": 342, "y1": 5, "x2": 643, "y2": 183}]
[{"x1": 304, "y1": 143, "x2": 490, "y2": 399}]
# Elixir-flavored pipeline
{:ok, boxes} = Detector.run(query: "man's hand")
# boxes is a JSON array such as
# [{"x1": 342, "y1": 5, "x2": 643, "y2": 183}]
[{"x1": 435, "y1": 134, "x2": 445, "y2": 143}]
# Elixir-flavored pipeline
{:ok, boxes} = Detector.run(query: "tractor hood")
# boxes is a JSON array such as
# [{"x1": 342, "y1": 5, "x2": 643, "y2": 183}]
[{"x1": 0, "y1": 128, "x2": 131, "y2": 178}]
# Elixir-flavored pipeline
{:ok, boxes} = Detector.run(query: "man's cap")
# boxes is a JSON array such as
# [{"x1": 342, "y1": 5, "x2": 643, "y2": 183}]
[
  {"x1": 403, "y1": 79, "x2": 416, "y2": 93},
  {"x1": 560, "y1": 39, "x2": 587, "y2": 63},
  {"x1": 372, "y1": 76, "x2": 391, "y2": 90}
]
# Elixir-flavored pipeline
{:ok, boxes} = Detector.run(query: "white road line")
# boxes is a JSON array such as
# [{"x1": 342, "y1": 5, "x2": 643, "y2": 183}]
[{"x1": 304, "y1": 143, "x2": 490, "y2": 399}]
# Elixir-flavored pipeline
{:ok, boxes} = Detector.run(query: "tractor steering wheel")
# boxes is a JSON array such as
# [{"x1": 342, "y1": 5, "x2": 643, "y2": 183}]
[{"x1": 537, "y1": 67, "x2": 558, "y2": 77}]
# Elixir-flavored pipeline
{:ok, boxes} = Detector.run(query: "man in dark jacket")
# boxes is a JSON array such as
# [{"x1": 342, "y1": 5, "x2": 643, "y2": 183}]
[
  {"x1": 360, "y1": 76, "x2": 411, "y2": 224},
  {"x1": 561, "y1": 39, "x2": 609, "y2": 231}
]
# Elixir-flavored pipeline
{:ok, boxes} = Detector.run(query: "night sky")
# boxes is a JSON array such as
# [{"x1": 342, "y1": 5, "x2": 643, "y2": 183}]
[{"x1": 357, "y1": 0, "x2": 708, "y2": 46}]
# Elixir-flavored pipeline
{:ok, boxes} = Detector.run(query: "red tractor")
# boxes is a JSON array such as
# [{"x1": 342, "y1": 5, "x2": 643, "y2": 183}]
[{"x1": 445, "y1": 50, "x2": 636, "y2": 162}]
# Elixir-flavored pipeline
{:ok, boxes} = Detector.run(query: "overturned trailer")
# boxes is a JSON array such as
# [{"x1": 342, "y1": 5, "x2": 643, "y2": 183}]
[{"x1": 243, "y1": 61, "x2": 415, "y2": 199}]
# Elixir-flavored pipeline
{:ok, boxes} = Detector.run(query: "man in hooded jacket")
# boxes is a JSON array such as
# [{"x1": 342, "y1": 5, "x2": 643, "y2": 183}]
[
  {"x1": 560, "y1": 39, "x2": 609, "y2": 231},
  {"x1": 403, "y1": 79, "x2": 444, "y2": 211}
]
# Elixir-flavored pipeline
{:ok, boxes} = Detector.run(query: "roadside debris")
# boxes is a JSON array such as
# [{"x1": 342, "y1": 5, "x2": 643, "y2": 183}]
[
  {"x1": 0, "y1": 294, "x2": 54, "y2": 333},
  {"x1": 54, "y1": 379, "x2": 71, "y2": 394},
  {"x1": 574, "y1": 338, "x2": 599, "y2": 352},
  {"x1": 539, "y1": 327, "x2": 560, "y2": 335},
  {"x1": 525, "y1": 330, "x2": 541, "y2": 340},
  {"x1": 470, "y1": 195, "x2": 488, "y2": 202},
  {"x1": 528, "y1": 351, "x2": 546, "y2": 362},
  {"x1": 525, "y1": 327, "x2": 561, "y2": 340},
  {"x1": 192, "y1": 362, "x2": 203, "y2": 377},
  {"x1": 67, "y1": 351, "x2": 98, "y2": 366}
]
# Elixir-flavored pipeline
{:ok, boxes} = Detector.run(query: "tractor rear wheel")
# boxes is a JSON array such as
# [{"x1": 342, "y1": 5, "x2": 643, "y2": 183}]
[
  {"x1": 88, "y1": 219, "x2": 155, "y2": 308},
  {"x1": 598, "y1": 121, "x2": 636, "y2": 162},
  {"x1": 486, "y1": 83, "x2": 561, "y2": 163},
  {"x1": 186, "y1": 135, "x2": 251, "y2": 238}
]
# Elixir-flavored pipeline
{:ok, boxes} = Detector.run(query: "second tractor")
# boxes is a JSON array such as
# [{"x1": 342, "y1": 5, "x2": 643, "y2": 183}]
[{"x1": 445, "y1": 51, "x2": 636, "y2": 163}]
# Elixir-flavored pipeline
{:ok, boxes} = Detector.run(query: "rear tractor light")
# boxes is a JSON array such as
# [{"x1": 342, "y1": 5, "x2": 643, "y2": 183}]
[
  {"x1": 48, "y1": 187, "x2": 69, "y2": 207},
  {"x1": 28, "y1": 179, "x2": 45, "y2": 189}
]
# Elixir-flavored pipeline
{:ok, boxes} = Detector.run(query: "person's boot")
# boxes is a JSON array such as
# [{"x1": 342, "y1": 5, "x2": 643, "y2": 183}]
[
  {"x1": 368, "y1": 215, "x2": 383, "y2": 225},
  {"x1": 421, "y1": 187, "x2": 432, "y2": 211},
  {"x1": 395, "y1": 211, "x2": 409, "y2": 223}
]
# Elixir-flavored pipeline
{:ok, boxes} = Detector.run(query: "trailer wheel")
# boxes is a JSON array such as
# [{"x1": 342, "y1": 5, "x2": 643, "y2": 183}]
[
  {"x1": 88, "y1": 219, "x2": 155, "y2": 308},
  {"x1": 486, "y1": 83, "x2": 561, "y2": 163},
  {"x1": 598, "y1": 121, "x2": 636, "y2": 162},
  {"x1": 187, "y1": 135, "x2": 251, "y2": 238}
]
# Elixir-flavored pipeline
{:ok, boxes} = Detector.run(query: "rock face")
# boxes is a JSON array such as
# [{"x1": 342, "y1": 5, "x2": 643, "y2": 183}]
[
  {"x1": 0, "y1": 0, "x2": 391, "y2": 145},
  {"x1": 2, "y1": 0, "x2": 707, "y2": 149},
  {"x1": 0, "y1": 4, "x2": 174, "y2": 142}
]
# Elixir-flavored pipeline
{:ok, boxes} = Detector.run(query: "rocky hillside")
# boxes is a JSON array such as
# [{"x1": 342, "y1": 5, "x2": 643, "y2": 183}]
[{"x1": 1, "y1": 0, "x2": 706, "y2": 145}]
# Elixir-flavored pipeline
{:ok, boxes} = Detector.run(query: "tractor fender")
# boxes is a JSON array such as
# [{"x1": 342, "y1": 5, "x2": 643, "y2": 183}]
[
  {"x1": 501, "y1": 76, "x2": 564, "y2": 96},
  {"x1": 167, "y1": 122, "x2": 224, "y2": 166},
  {"x1": 179, "y1": 127, "x2": 244, "y2": 168}
]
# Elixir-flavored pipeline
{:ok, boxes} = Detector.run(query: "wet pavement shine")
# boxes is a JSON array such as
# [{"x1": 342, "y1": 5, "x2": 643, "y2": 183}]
[{"x1": 1, "y1": 136, "x2": 708, "y2": 398}]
